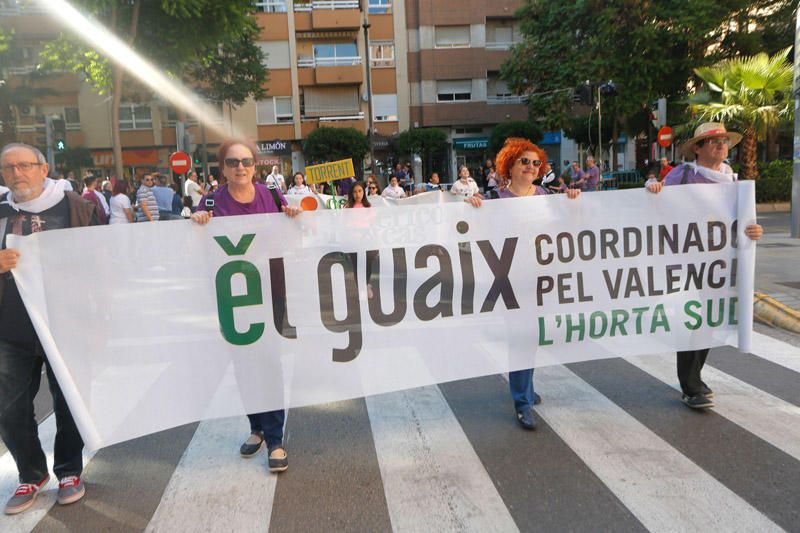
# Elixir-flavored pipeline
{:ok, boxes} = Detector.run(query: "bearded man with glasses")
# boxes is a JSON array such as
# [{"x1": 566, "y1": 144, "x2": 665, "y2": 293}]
[{"x1": 0, "y1": 142, "x2": 98, "y2": 514}]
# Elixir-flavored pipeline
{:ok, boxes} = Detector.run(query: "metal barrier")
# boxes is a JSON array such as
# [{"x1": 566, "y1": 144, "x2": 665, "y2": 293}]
[{"x1": 601, "y1": 170, "x2": 642, "y2": 190}]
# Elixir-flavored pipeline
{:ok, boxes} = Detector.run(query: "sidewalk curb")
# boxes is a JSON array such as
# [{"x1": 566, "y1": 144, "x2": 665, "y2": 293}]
[
  {"x1": 753, "y1": 292, "x2": 800, "y2": 334},
  {"x1": 755, "y1": 202, "x2": 790, "y2": 213}
]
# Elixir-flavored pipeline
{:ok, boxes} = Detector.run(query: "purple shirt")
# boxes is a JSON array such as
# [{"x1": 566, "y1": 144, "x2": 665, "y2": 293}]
[
  {"x1": 663, "y1": 164, "x2": 717, "y2": 186},
  {"x1": 493, "y1": 185, "x2": 549, "y2": 199},
  {"x1": 198, "y1": 183, "x2": 287, "y2": 216},
  {"x1": 584, "y1": 166, "x2": 600, "y2": 190}
]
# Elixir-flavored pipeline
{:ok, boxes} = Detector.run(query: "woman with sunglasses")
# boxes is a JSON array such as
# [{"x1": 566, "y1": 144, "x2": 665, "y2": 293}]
[
  {"x1": 467, "y1": 138, "x2": 580, "y2": 430},
  {"x1": 191, "y1": 139, "x2": 300, "y2": 474}
]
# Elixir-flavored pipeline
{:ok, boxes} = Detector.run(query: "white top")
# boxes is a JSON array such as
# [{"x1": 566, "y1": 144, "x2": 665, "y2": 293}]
[
  {"x1": 180, "y1": 206, "x2": 192, "y2": 218},
  {"x1": 94, "y1": 189, "x2": 110, "y2": 215},
  {"x1": 286, "y1": 184, "x2": 311, "y2": 195},
  {"x1": 109, "y1": 193, "x2": 132, "y2": 224},
  {"x1": 450, "y1": 177, "x2": 479, "y2": 198},
  {"x1": 265, "y1": 173, "x2": 286, "y2": 191},
  {"x1": 185, "y1": 179, "x2": 203, "y2": 207},
  {"x1": 381, "y1": 184, "x2": 406, "y2": 199}
]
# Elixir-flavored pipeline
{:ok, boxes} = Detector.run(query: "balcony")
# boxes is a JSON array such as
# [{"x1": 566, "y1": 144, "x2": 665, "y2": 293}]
[
  {"x1": 301, "y1": 112, "x2": 366, "y2": 136},
  {"x1": 297, "y1": 57, "x2": 363, "y2": 85},
  {"x1": 293, "y1": 0, "x2": 361, "y2": 30},
  {"x1": 485, "y1": 41, "x2": 514, "y2": 51},
  {"x1": 487, "y1": 95, "x2": 527, "y2": 105}
]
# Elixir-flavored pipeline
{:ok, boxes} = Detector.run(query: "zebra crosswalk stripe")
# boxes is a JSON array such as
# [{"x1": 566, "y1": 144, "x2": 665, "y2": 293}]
[
  {"x1": 366, "y1": 386, "x2": 519, "y2": 532},
  {"x1": 628, "y1": 354, "x2": 800, "y2": 461},
  {"x1": 529, "y1": 365, "x2": 781, "y2": 532}
]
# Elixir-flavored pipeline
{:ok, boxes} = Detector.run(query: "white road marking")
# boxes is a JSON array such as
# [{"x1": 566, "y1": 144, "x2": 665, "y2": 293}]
[
  {"x1": 145, "y1": 416, "x2": 278, "y2": 532},
  {"x1": 748, "y1": 332, "x2": 800, "y2": 373},
  {"x1": 527, "y1": 365, "x2": 781, "y2": 533},
  {"x1": 0, "y1": 414, "x2": 97, "y2": 532},
  {"x1": 366, "y1": 386, "x2": 519, "y2": 532},
  {"x1": 628, "y1": 353, "x2": 800, "y2": 461}
]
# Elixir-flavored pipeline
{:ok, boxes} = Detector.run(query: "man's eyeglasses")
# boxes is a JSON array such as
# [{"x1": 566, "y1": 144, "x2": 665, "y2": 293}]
[
  {"x1": 704, "y1": 138, "x2": 731, "y2": 147},
  {"x1": 517, "y1": 157, "x2": 543, "y2": 167},
  {"x1": 1, "y1": 162, "x2": 44, "y2": 173},
  {"x1": 224, "y1": 157, "x2": 256, "y2": 168}
]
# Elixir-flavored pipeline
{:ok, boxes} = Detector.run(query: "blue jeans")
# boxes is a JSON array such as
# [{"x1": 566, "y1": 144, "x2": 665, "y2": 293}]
[
  {"x1": 509, "y1": 368, "x2": 536, "y2": 412},
  {"x1": 0, "y1": 339, "x2": 83, "y2": 482},
  {"x1": 247, "y1": 410, "x2": 285, "y2": 449}
]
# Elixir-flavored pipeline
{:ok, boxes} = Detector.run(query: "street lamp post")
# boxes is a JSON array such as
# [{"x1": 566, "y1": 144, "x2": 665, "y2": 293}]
[{"x1": 363, "y1": 14, "x2": 375, "y2": 175}]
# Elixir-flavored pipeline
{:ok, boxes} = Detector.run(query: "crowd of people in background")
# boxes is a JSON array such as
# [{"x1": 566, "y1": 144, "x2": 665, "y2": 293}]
[{"x1": 43, "y1": 150, "x2": 630, "y2": 224}]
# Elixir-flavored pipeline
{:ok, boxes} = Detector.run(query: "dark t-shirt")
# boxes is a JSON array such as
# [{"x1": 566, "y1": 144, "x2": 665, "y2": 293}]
[{"x1": 0, "y1": 196, "x2": 71, "y2": 345}]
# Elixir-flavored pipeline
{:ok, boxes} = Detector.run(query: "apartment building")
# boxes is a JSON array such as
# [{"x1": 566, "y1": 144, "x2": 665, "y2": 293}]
[
  {"x1": 2, "y1": 0, "x2": 409, "y2": 179},
  {"x1": 405, "y1": 0, "x2": 528, "y2": 178}
]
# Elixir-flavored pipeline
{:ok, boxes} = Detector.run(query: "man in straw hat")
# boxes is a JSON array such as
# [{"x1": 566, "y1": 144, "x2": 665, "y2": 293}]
[{"x1": 645, "y1": 122, "x2": 762, "y2": 410}]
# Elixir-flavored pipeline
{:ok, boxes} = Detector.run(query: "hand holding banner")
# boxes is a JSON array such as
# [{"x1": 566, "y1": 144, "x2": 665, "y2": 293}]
[{"x1": 9, "y1": 184, "x2": 756, "y2": 450}]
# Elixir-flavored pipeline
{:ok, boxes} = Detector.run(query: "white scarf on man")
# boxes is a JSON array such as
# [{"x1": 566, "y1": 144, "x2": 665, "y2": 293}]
[
  {"x1": 687, "y1": 161, "x2": 736, "y2": 184},
  {"x1": 1, "y1": 178, "x2": 69, "y2": 213}
]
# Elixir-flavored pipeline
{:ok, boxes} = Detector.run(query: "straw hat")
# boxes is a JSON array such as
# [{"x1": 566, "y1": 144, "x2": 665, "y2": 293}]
[{"x1": 680, "y1": 122, "x2": 742, "y2": 158}]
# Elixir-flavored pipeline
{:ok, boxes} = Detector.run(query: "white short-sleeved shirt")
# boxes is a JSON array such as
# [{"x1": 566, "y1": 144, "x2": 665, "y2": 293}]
[
  {"x1": 185, "y1": 179, "x2": 203, "y2": 207},
  {"x1": 381, "y1": 184, "x2": 406, "y2": 199},
  {"x1": 109, "y1": 193, "x2": 132, "y2": 224},
  {"x1": 450, "y1": 177, "x2": 479, "y2": 198}
]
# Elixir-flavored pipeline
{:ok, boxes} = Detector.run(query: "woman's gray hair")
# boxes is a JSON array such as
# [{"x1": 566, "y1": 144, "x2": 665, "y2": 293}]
[{"x1": 0, "y1": 143, "x2": 47, "y2": 164}]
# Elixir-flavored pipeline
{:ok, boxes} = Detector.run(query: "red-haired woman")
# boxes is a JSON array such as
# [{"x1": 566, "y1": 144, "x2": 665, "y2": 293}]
[
  {"x1": 468, "y1": 138, "x2": 580, "y2": 430},
  {"x1": 191, "y1": 138, "x2": 300, "y2": 473}
]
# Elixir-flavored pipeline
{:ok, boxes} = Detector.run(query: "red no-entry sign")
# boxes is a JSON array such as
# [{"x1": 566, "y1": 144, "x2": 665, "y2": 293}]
[
  {"x1": 657, "y1": 126, "x2": 673, "y2": 148},
  {"x1": 169, "y1": 151, "x2": 191, "y2": 174}
]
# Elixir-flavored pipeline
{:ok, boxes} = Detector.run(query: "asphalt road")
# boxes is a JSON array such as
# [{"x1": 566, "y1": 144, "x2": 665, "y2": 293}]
[
  {"x1": 2, "y1": 213, "x2": 798, "y2": 532},
  {"x1": 0, "y1": 328, "x2": 797, "y2": 532}
]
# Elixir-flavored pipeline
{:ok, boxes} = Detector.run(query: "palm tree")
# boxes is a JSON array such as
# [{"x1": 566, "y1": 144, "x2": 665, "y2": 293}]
[{"x1": 689, "y1": 47, "x2": 793, "y2": 179}]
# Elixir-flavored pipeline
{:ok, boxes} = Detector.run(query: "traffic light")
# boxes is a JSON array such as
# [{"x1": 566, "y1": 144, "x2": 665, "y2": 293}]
[{"x1": 52, "y1": 119, "x2": 66, "y2": 151}]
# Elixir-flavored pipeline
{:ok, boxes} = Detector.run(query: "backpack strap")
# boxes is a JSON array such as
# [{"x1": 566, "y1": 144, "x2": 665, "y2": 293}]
[
  {"x1": 680, "y1": 165, "x2": 690, "y2": 185},
  {"x1": 266, "y1": 186, "x2": 283, "y2": 212}
]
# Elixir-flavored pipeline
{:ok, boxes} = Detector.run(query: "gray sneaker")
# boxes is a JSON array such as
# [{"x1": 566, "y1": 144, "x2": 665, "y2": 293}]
[
  {"x1": 57, "y1": 476, "x2": 85, "y2": 506},
  {"x1": 5, "y1": 475, "x2": 49, "y2": 515}
]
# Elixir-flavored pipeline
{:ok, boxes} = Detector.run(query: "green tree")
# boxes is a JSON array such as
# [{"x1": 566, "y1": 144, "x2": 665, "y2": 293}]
[
  {"x1": 304, "y1": 127, "x2": 370, "y2": 172},
  {"x1": 395, "y1": 127, "x2": 448, "y2": 176},
  {"x1": 488, "y1": 120, "x2": 542, "y2": 153},
  {"x1": 38, "y1": 0, "x2": 266, "y2": 180},
  {"x1": 690, "y1": 47, "x2": 794, "y2": 180},
  {"x1": 501, "y1": 0, "x2": 791, "y2": 146},
  {"x1": 55, "y1": 146, "x2": 94, "y2": 173}
]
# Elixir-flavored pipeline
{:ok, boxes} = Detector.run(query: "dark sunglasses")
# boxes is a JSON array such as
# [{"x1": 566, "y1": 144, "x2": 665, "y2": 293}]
[
  {"x1": 517, "y1": 157, "x2": 543, "y2": 167},
  {"x1": 224, "y1": 157, "x2": 256, "y2": 168}
]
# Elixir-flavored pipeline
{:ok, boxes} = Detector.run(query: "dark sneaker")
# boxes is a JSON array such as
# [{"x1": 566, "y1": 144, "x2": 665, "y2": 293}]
[
  {"x1": 268, "y1": 447, "x2": 288, "y2": 473},
  {"x1": 533, "y1": 392, "x2": 542, "y2": 405},
  {"x1": 240, "y1": 431, "x2": 265, "y2": 458},
  {"x1": 700, "y1": 384, "x2": 714, "y2": 398},
  {"x1": 516, "y1": 408, "x2": 537, "y2": 430},
  {"x1": 57, "y1": 476, "x2": 85, "y2": 506},
  {"x1": 5, "y1": 475, "x2": 49, "y2": 515},
  {"x1": 682, "y1": 393, "x2": 715, "y2": 409}
]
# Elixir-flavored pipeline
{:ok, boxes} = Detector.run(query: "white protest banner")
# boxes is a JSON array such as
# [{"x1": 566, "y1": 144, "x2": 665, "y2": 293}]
[{"x1": 10, "y1": 183, "x2": 756, "y2": 450}]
